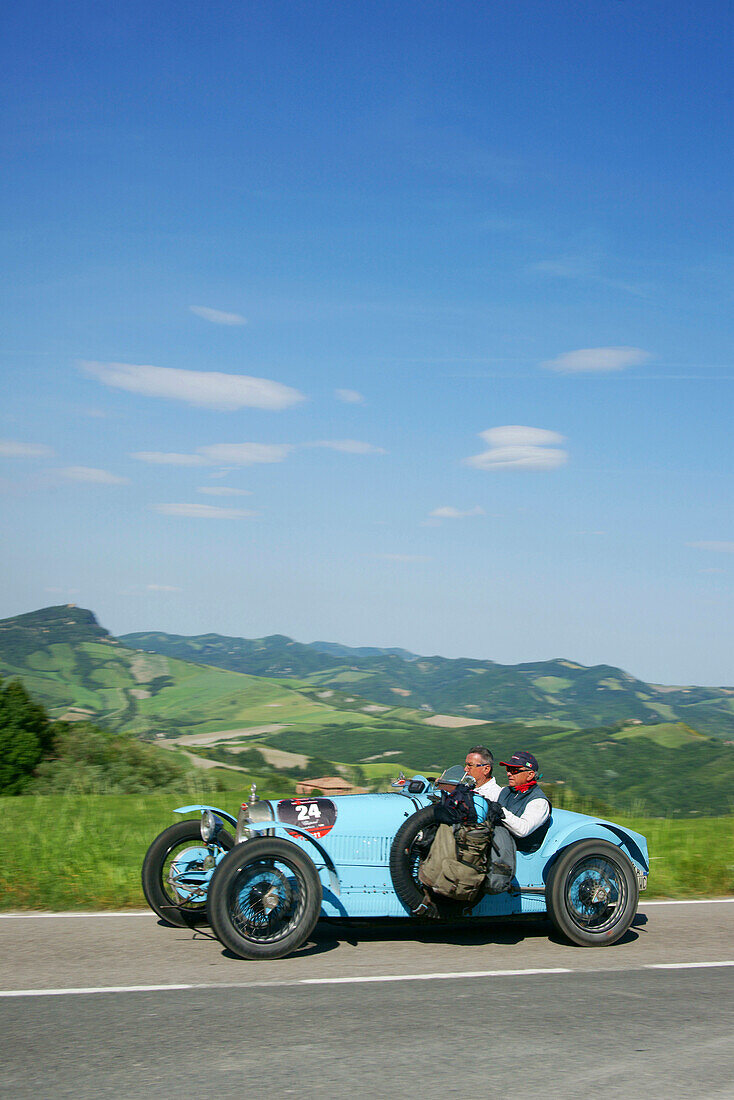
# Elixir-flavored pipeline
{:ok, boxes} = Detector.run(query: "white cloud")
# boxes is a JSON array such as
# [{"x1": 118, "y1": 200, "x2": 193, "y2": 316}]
[
  {"x1": 336, "y1": 389, "x2": 365, "y2": 404},
  {"x1": 541, "y1": 347, "x2": 651, "y2": 373},
  {"x1": 60, "y1": 466, "x2": 129, "y2": 484},
  {"x1": 198, "y1": 442, "x2": 293, "y2": 465},
  {"x1": 465, "y1": 426, "x2": 568, "y2": 471},
  {"x1": 467, "y1": 447, "x2": 567, "y2": 471},
  {"x1": 146, "y1": 583, "x2": 182, "y2": 592},
  {"x1": 132, "y1": 452, "x2": 207, "y2": 466},
  {"x1": 530, "y1": 259, "x2": 651, "y2": 298},
  {"x1": 81, "y1": 361, "x2": 304, "y2": 411},
  {"x1": 687, "y1": 541, "x2": 734, "y2": 553},
  {"x1": 189, "y1": 305, "x2": 247, "y2": 326},
  {"x1": 154, "y1": 503, "x2": 258, "y2": 519},
  {"x1": 0, "y1": 440, "x2": 54, "y2": 458},
  {"x1": 196, "y1": 486, "x2": 253, "y2": 497},
  {"x1": 134, "y1": 439, "x2": 383, "y2": 469},
  {"x1": 430, "y1": 506, "x2": 485, "y2": 519},
  {"x1": 480, "y1": 426, "x2": 564, "y2": 447},
  {"x1": 309, "y1": 439, "x2": 387, "y2": 454}
]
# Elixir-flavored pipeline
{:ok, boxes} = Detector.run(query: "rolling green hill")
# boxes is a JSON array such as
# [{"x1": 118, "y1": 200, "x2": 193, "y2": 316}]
[
  {"x1": 250, "y1": 713, "x2": 734, "y2": 818},
  {"x1": 0, "y1": 605, "x2": 322, "y2": 739},
  {"x1": 122, "y1": 626, "x2": 734, "y2": 739},
  {"x1": 4, "y1": 606, "x2": 734, "y2": 816}
]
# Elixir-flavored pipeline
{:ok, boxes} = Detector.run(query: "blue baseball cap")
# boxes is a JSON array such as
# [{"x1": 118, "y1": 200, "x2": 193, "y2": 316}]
[{"x1": 500, "y1": 751, "x2": 539, "y2": 771}]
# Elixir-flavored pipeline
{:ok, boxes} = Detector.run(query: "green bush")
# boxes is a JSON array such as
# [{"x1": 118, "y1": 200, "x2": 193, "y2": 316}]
[
  {"x1": 28, "y1": 723, "x2": 220, "y2": 795},
  {"x1": 0, "y1": 678, "x2": 56, "y2": 794}
]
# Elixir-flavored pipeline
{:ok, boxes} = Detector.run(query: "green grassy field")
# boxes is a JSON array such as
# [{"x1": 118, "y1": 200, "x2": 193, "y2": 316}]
[
  {"x1": 615, "y1": 721, "x2": 705, "y2": 748},
  {"x1": 0, "y1": 791, "x2": 731, "y2": 911}
]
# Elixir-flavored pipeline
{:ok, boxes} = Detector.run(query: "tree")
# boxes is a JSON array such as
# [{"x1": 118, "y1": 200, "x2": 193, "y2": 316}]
[{"x1": 0, "y1": 678, "x2": 56, "y2": 794}]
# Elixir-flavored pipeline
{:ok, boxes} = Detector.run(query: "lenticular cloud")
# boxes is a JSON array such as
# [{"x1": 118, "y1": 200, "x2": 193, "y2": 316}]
[
  {"x1": 541, "y1": 347, "x2": 651, "y2": 373},
  {"x1": 81, "y1": 361, "x2": 304, "y2": 411},
  {"x1": 465, "y1": 425, "x2": 568, "y2": 470}
]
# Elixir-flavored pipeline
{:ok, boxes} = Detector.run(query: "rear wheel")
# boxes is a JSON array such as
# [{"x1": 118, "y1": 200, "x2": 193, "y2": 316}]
[
  {"x1": 389, "y1": 806, "x2": 437, "y2": 913},
  {"x1": 142, "y1": 820, "x2": 233, "y2": 927},
  {"x1": 207, "y1": 838, "x2": 322, "y2": 960},
  {"x1": 547, "y1": 839, "x2": 639, "y2": 946}
]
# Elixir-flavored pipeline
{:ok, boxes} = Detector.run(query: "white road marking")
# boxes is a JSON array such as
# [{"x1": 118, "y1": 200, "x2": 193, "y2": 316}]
[
  {"x1": 641, "y1": 898, "x2": 734, "y2": 906},
  {"x1": 0, "y1": 985, "x2": 193, "y2": 997},
  {"x1": 2, "y1": 962, "x2": 734, "y2": 998},
  {"x1": 301, "y1": 967, "x2": 572, "y2": 984},
  {"x1": 0, "y1": 911, "x2": 151, "y2": 919},
  {"x1": 645, "y1": 961, "x2": 734, "y2": 970}
]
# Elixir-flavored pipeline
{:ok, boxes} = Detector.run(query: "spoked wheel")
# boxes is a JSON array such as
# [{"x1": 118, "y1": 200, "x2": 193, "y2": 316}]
[
  {"x1": 208, "y1": 838, "x2": 322, "y2": 959},
  {"x1": 142, "y1": 819, "x2": 233, "y2": 927},
  {"x1": 389, "y1": 806, "x2": 438, "y2": 914},
  {"x1": 547, "y1": 839, "x2": 639, "y2": 946}
]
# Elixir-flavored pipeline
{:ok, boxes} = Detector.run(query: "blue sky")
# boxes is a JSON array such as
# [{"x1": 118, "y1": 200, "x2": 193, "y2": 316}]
[{"x1": 1, "y1": 1, "x2": 732, "y2": 684}]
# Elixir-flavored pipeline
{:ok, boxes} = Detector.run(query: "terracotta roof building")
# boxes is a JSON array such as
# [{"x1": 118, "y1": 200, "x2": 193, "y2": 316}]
[{"x1": 295, "y1": 776, "x2": 368, "y2": 796}]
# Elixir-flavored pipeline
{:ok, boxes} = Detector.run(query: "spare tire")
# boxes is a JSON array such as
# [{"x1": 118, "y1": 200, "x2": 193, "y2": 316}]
[{"x1": 389, "y1": 806, "x2": 437, "y2": 913}]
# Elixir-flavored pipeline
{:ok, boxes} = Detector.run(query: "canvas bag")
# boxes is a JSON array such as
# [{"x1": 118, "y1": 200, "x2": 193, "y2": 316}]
[
  {"x1": 419, "y1": 823, "x2": 489, "y2": 904},
  {"x1": 484, "y1": 824, "x2": 516, "y2": 894},
  {"x1": 418, "y1": 824, "x2": 457, "y2": 888},
  {"x1": 419, "y1": 821, "x2": 516, "y2": 902}
]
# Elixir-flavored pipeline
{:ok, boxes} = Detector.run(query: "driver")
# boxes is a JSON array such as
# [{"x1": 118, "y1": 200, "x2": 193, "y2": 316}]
[{"x1": 463, "y1": 746, "x2": 502, "y2": 800}]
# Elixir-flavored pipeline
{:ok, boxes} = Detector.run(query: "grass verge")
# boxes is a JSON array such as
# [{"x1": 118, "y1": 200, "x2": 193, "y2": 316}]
[{"x1": 0, "y1": 792, "x2": 731, "y2": 910}]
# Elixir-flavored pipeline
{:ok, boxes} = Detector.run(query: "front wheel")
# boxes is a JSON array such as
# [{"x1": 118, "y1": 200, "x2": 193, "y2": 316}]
[
  {"x1": 546, "y1": 839, "x2": 639, "y2": 947},
  {"x1": 207, "y1": 837, "x2": 322, "y2": 960},
  {"x1": 142, "y1": 819, "x2": 234, "y2": 927}
]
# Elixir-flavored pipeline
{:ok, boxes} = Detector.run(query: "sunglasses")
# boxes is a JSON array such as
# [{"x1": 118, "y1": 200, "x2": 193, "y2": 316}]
[{"x1": 505, "y1": 766, "x2": 531, "y2": 774}]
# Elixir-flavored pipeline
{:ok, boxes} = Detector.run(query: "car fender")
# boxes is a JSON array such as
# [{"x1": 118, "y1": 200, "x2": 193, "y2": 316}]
[
  {"x1": 174, "y1": 804, "x2": 239, "y2": 829},
  {"x1": 243, "y1": 821, "x2": 342, "y2": 897},
  {"x1": 539, "y1": 812, "x2": 649, "y2": 879}
]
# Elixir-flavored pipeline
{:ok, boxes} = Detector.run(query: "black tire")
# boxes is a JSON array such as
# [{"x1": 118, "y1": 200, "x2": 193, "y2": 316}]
[
  {"x1": 207, "y1": 837, "x2": 322, "y2": 960},
  {"x1": 142, "y1": 820, "x2": 234, "y2": 928},
  {"x1": 389, "y1": 806, "x2": 437, "y2": 913},
  {"x1": 546, "y1": 839, "x2": 639, "y2": 947}
]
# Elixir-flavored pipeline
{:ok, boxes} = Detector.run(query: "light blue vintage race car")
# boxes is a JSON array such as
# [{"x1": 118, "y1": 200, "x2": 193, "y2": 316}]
[{"x1": 141, "y1": 770, "x2": 649, "y2": 960}]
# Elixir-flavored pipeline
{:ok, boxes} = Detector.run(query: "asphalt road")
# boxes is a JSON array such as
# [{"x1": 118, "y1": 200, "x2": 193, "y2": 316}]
[{"x1": 1, "y1": 900, "x2": 733, "y2": 1098}]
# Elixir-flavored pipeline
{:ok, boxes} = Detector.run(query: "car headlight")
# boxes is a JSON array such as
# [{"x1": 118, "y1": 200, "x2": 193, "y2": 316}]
[{"x1": 200, "y1": 809, "x2": 221, "y2": 843}]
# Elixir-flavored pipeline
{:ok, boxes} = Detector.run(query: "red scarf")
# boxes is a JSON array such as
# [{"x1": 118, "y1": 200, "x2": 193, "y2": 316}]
[{"x1": 513, "y1": 778, "x2": 537, "y2": 794}]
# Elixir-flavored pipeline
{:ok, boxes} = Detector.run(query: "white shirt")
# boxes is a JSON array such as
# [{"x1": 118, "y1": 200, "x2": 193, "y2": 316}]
[
  {"x1": 476, "y1": 777, "x2": 550, "y2": 839},
  {"x1": 475, "y1": 776, "x2": 502, "y2": 800}
]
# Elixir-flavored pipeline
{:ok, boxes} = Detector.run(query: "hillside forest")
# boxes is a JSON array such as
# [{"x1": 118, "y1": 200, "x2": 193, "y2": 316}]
[{"x1": 1, "y1": 604, "x2": 733, "y2": 817}]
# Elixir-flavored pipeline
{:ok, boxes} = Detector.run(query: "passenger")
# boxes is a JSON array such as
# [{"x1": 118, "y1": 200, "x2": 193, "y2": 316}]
[
  {"x1": 495, "y1": 751, "x2": 551, "y2": 847},
  {"x1": 463, "y1": 745, "x2": 502, "y2": 800}
]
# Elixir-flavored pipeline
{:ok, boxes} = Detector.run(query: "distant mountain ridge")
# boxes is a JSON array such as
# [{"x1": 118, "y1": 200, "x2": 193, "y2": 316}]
[
  {"x1": 3, "y1": 605, "x2": 734, "y2": 816},
  {"x1": 308, "y1": 641, "x2": 421, "y2": 661},
  {"x1": 121, "y1": 624, "x2": 734, "y2": 740},
  {"x1": 0, "y1": 605, "x2": 316, "y2": 738},
  {"x1": 2, "y1": 607, "x2": 732, "y2": 740}
]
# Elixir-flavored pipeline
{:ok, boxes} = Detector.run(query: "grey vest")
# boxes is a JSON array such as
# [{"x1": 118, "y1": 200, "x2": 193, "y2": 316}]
[{"x1": 498, "y1": 783, "x2": 551, "y2": 853}]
